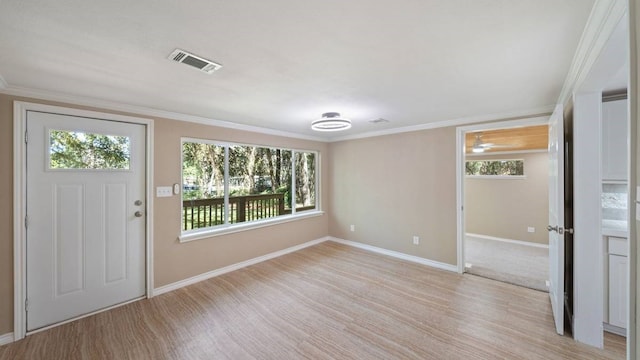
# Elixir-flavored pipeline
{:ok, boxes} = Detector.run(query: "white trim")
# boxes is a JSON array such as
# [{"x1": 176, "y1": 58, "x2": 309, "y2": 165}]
[
  {"x1": 26, "y1": 296, "x2": 145, "y2": 336},
  {"x1": 557, "y1": 0, "x2": 628, "y2": 107},
  {"x1": 328, "y1": 237, "x2": 458, "y2": 273},
  {"x1": 465, "y1": 149, "x2": 548, "y2": 157},
  {"x1": 466, "y1": 233, "x2": 549, "y2": 249},
  {"x1": 455, "y1": 115, "x2": 551, "y2": 277},
  {"x1": 0, "y1": 332, "x2": 13, "y2": 346},
  {"x1": 146, "y1": 120, "x2": 155, "y2": 298},
  {"x1": 154, "y1": 237, "x2": 330, "y2": 295},
  {"x1": 1, "y1": 85, "x2": 326, "y2": 142},
  {"x1": 0, "y1": 84, "x2": 555, "y2": 144},
  {"x1": 13, "y1": 102, "x2": 155, "y2": 340},
  {"x1": 456, "y1": 126, "x2": 465, "y2": 273},
  {"x1": 603, "y1": 322, "x2": 627, "y2": 337},
  {"x1": 179, "y1": 211, "x2": 325, "y2": 243},
  {"x1": 329, "y1": 107, "x2": 554, "y2": 142}
]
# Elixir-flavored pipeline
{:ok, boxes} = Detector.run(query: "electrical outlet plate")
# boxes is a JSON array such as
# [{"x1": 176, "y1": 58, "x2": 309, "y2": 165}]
[
  {"x1": 527, "y1": 227, "x2": 535, "y2": 233},
  {"x1": 350, "y1": 225, "x2": 355, "y2": 232},
  {"x1": 412, "y1": 236, "x2": 419, "y2": 245}
]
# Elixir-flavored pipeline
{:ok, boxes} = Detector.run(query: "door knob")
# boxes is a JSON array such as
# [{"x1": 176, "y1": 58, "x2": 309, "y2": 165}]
[
  {"x1": 134, "y1": 211, "x2": 143, "y2": 218},
  {"x1": 547, "y1": 225, "x2": 557, "y2": 232},
  {"x1": 134, "y1": 200, "x2": 142, "y2": 206}
]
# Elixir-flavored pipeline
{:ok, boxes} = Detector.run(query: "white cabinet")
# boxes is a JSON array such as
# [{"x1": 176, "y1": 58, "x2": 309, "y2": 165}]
[
  {"x1": 601, "y1": 99, "x2": 628, "y2": 181},
  {"x1": 607, "y1": 236, "x2": 628, "y2": 330}
]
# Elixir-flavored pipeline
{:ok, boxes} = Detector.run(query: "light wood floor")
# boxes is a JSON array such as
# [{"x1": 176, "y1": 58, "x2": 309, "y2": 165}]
[{"x1": 0, "y1": 242, "x2": 626, "y2": 359}]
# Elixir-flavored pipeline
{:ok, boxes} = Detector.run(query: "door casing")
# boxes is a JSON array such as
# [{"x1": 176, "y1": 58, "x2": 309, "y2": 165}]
[{"x1": 13, "y1": 101, "x2": 155, "y2": 341}]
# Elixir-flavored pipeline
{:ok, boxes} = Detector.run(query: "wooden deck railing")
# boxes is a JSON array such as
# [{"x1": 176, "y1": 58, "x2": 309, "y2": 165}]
[{"x1": 183, "y1": 193, "x2": 286, "y2": 230}]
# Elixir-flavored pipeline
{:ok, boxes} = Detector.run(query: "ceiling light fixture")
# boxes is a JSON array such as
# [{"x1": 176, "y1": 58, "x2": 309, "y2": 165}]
[{"x1": 311, "y1": 112, "x2": 352, "y2": 132}]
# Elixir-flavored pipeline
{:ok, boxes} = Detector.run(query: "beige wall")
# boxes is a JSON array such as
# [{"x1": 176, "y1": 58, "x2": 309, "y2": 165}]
[
  {"x1": 0, "y1": 94, "x2": 329, "y2": 334},
  {"x1": 0, "y1": 96, "x2": 14, "y2": 335},
  {"x1": 464, "y1": 152, "x2": 549, "y2": 245},
  {"x1": 328, "y1": 127, "x2": 458, "y2": 266}
]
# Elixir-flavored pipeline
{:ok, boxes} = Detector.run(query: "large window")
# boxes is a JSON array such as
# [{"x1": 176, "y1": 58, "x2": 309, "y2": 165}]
[{"x1": 182, "y1": 139, "x2": 318, "y2": 233}]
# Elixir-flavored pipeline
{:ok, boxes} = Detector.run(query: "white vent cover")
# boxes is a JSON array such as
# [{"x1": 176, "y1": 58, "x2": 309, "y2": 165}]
[{"x1": 168, "y1": 49, "x2": 222, "y2": 74}]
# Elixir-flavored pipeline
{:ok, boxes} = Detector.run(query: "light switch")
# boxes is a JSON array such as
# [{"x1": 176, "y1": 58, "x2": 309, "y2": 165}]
[{"x1": 156, "y1": 186, "x2": 173, "y2": 197}]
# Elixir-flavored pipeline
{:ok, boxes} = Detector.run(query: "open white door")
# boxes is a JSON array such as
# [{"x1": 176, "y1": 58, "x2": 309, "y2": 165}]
[{"x1": 548, "y1": 104, "x2": 565, "y2": 335}]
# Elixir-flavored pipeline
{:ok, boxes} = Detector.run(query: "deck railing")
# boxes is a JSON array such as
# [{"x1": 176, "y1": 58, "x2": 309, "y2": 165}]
[{"x1": 182, "y1": 193, "x2": 286, "y2": 230}]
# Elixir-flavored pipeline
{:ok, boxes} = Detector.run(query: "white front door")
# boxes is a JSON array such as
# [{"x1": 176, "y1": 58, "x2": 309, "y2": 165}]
[
  {"x1": 548, "y1": 104, "x2": 565, "y2": 335},
  {"x1": 26, "y1": 111, "x2": 146, "y2": 331}
]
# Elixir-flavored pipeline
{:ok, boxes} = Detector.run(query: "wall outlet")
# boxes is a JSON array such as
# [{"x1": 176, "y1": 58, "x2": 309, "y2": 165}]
[
  {"x1": 156, "y1": 186, "x2": 173, "y2": 197},
  {"x1": 527, "y1": 227, "x2": 535, "y2": 233},
  {"x1": 350, "y1": 225, "x2": 355, "y2": 232},
  {"x1": 413, "y1": 236, "x2": 420, "y2": 245}
]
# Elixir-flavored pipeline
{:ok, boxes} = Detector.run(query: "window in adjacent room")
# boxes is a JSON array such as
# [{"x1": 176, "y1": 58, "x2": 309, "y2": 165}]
[{"x1": 465, "y1": 159, "x2": 524, "y2": 177}]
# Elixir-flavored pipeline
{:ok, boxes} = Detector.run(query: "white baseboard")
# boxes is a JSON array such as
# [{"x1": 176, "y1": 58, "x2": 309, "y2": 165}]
[
  {"x1": 153, "y1": 237, "x2": 330, "y2": 296},
  {"x1": 329, "y1": 237, "x2": 458, "y2": 273},
  {"x1": 603, "y1": 323, "x2": 626, "y2": 337},
  {"x1": 0, "y1": 332, "x2": 14, "y2": 346},
  {"x1": 466, "y1": 233, "x2": 549, "y2": 249}
]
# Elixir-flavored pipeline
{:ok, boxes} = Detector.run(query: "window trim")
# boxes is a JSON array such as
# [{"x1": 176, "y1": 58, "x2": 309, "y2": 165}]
[
  {"x1": 180, "y1": 137, "x2": 321, "y2": 238},
  {"x1": 179, "y1": 210, "x2": 324, "y2": 243}
]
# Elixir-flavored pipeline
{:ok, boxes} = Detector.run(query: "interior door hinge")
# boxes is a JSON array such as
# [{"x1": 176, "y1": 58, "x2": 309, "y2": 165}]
[
  {"x1": 24, "y1": 215, "x2": 28, "y2": 229},
  {"x1": 24, "y1": 130, "x2": 28, "y2": 144},
  {"x1": 25, "y1": 298, "x2": 29, "y2": 312}
]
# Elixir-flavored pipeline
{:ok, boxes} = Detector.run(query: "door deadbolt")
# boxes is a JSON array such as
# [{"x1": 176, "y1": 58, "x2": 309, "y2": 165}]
[
  {"x1": 134, "y1": 211, "x2": 143, "y2": 218},
  {"x1": 134, "y1": 200, "x2": 142, "y2": 206}
]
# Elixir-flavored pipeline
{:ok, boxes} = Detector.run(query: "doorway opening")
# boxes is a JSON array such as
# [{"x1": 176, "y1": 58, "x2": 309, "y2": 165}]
[{"x1": 457, "y1": 118, "x2": 550, "y2": 292}]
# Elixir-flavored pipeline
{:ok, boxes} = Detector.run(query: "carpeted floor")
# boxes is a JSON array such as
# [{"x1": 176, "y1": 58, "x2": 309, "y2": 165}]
[{"x1": 465, "y1": 235, "x2": 549, "y2": 292}]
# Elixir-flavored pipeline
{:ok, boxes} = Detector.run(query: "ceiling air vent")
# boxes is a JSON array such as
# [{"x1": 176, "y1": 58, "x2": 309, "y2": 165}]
[{"x1": 168, "y1": 49, "x2": 222, "y2": 74}]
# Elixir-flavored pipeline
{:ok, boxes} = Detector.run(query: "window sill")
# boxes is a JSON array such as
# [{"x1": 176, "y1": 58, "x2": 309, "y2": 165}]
[
  {"x1": 179, "y1": 210, "x2": 325, "y2": 243},
  {"x1": 465, "y1": 175, "x2": 527, "y2": 180}
]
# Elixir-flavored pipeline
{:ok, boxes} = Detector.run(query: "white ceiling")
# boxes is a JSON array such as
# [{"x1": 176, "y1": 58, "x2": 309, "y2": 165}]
[{"x1": 0, "y1": 0, "x2": 595, "y2": 139}]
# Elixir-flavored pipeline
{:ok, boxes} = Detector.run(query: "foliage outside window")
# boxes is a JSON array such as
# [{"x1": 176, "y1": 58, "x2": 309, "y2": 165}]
[
  {"x1": 465, "y1": 159, "x2": 524, "y2": 176},
  {"x1": 182, "y1": 139, "x2": 318, "y2": 232},
  {"x1": 49, "y1": 130, "x2": 130, "y2": 169}
]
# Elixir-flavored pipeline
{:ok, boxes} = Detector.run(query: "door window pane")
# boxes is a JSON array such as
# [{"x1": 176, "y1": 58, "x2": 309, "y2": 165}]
[{"x1": 49, "y1": 130, "x2": 130, "y2": 170}]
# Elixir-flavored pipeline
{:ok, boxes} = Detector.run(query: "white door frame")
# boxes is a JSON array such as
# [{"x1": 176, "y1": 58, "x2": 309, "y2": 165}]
[
  {"x1": 455, "y1": 115, "x2": 550, "y2": 273},
  {"x1": 12, "y1": 101, "x2": 155, "y2": 341}
]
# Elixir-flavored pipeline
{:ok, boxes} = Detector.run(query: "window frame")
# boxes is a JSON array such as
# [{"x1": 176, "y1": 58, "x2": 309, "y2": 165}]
[{"x1": 179, "y1": 137, "x2": 323, "y2": 242}]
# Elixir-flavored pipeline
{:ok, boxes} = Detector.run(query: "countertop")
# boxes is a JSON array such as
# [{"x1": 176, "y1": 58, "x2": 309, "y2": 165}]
[{"x1": 602, "y1": 219, "x2": 628, "y2": 238}]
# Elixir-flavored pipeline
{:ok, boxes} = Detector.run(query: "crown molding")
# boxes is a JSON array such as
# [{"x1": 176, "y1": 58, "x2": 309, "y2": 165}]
[
  {"x1": 557, "y1": 0, "x2": 627, "y2": 106},
  {"x1": 0, "y1": 84, "x2": 328, "y2": 142},
  {"x1": 327, "y1": 106, "x2": 554, "y2": 142},
  {"x1": 0, "y1": 84, "x2": 555, "y2": 144},
  {"x1": 0, "y1": 73, "x2": 7, "y2": 90}
]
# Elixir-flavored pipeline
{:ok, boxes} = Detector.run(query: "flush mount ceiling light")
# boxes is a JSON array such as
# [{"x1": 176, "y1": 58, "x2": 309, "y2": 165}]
[{"x1": 311, "y1": 112, "x2": 352, "y2": 132}]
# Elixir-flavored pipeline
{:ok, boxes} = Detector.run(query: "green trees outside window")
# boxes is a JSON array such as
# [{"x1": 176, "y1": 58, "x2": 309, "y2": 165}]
[
  {"x1": 49, "y1": 130, "x2": 130, "y2": 169},
  {"x1": 182, "y1": 140, "x2": 317, "y2": 231},
  {"x1": 465, "y1": 159, "x2": 524, "y2": 176}
]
